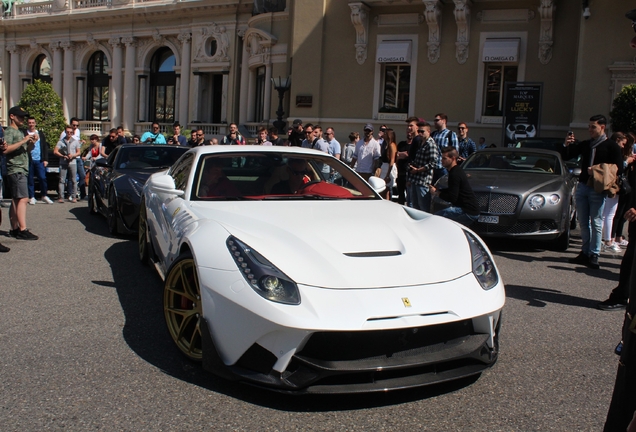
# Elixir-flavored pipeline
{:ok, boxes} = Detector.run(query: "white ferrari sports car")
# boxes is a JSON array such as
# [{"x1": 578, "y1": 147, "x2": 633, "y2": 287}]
[{"x1": 139, "y1": 145, "x2": 505, "y2": 394}]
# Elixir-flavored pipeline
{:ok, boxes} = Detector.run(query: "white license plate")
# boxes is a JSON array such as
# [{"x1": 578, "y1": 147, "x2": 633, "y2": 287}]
[
  {"x1": 478, "y1": 215, "x2": 499, "y2": 224},
  {"x1": 47, "y1": 167, "x2": 60, "y2": 173}
]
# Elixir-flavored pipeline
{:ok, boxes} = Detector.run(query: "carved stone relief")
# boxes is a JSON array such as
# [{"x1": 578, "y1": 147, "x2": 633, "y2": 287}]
[
  {"x1": 349, "y1": 2, "x2": 370, "y2": 65},
  {"x1": 423, "y1": 0, "x2": 442, "y2": 64},
  {"x1": 453, "y1": 0, "x2": 471, "y2": 64},
  {"x1": 538, "y1": 0, "x2": 555, "y2": 65},
  {"x1": 194, "y1": 23, "x2": 231, "y2": 63}
]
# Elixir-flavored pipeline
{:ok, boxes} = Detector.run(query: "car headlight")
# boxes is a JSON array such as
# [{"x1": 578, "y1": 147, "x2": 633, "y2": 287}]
[
  {"x1": 464, "y1": 231, "x2": 498, "y2": 290},
  {"x1": 528, "y1": 194, "x2": 546, "y2": 210},
  {"x1": 226, "y1": 236, "x2": 300, "y2": 305},
  {"x1": 547, "y1": 194, "x2": 560, "y2": 205}
]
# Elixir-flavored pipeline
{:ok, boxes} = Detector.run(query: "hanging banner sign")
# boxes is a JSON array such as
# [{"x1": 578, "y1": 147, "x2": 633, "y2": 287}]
[{"x1": 502, "y1": 82, "x2": 543, "y2": 147}]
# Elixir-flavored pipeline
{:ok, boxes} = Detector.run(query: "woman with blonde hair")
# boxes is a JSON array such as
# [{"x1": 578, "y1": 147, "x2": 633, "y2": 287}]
[{"x1": 378, "y1": 128, "x2": 397, "y2": 200}]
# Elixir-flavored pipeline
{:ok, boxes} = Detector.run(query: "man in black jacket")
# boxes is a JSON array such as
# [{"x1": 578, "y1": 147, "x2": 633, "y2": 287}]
[
  {"x1": 564, "y1": 114, "x2": 623, "y2": 269},
  {"x1": 26, "y1": 117, "x2": 53, "y2": 204},
  {"x1": 429, "y1": 146, "x2": 480, "y2": 226}
]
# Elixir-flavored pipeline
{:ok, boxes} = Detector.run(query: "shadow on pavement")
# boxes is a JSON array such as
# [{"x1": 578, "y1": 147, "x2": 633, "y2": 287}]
[
  {"x1": 505, "y1": 284, "x2": 601, "y2": 309},
  {"x1": 91, "y1": 234, "x2": 484, "y2": 411}
]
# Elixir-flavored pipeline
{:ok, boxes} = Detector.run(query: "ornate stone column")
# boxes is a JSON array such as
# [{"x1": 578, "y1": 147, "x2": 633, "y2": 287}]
[
  {"x1": 264, "y1": 64, "x2": 272, "y2": 122},
  {"x1": 138, "y1": 75, "x2": 147, "y2": 122},
  {"x1": 61, "y1": 40, "x2": 74, "y2": 120},
  {"x1": 247, "y1": 68, "x2": 256, "y2": 122},
  {"x1": 76, "y1": 78, "x2": 85, "y2": 119},
  {"x1": 50, "y1": 41, "x2": 63, "y2": 96},
  {"x1": 109, "y1": 37, "x2": 123, "y2": 128},
  {"x1": 122, "y1": 37, "x2": 137, "y2": 133},
  {"x1": 238, "y1": 29, "x2": 249, "y2": 124},
  {"x1": 7, "y1": 44, "x2": 20, "y2": 107},
  {"x1": 178, "y1": 32, "x2": 192, "y2": 126}
]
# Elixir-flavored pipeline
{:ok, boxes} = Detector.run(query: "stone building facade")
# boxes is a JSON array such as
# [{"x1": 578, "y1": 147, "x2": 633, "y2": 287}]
[{"x1": 0, "y1": 0, "x2": 634, "y2": 144}]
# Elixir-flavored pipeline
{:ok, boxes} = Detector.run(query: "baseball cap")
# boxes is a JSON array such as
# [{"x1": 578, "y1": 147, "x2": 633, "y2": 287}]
[
  {"x1": 8, "y1": 106, "x2": 28, "y2": 117},
  {"x1": 292, "y1": 119, "x2": 303, "y2": 126},
  {"x1": 364, "y1": 123, "x2": 374, "y2": 131}
]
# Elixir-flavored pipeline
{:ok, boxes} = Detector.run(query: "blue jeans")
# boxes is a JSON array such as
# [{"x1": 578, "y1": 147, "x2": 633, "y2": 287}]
[
  {"x1": 575, "y1": 182, "x2": 606, "y2": 256},
  {"x1": 435, "y1": 206, "x2": 479, "y2": 227},
  {"x1": 28, "y1": 159, "x2": 48, "y2": 199},
  {"x1": 409, "y1": 183, "x2": 431, "y2": 212},
  {"x1": 76, "y1": 158, "x2": 86, "y2": 197}
]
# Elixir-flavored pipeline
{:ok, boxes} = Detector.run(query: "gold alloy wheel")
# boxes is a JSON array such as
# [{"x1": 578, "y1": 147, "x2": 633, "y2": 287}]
[{"x1": 164, "y1": 256, "x2": 203, "y2": 361}]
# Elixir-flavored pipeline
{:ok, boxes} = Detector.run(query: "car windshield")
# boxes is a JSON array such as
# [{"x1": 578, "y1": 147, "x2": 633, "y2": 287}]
[
  {"x1": 463, "y1": 151, "x2": 561, "y2": 174},
  {"x1": 515, "y1": 138, "x2": 581, "y2": 168},
  {"x1": 117, "y1": 146, "x2": 188, "y2": 170},
  {"x1": 192, "y1": 152, "x2": 380, "y2": 200}
]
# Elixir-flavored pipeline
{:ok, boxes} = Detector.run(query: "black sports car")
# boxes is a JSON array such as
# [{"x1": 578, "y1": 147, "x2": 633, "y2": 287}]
[
  {"x1": 432, "y1": 148, "x2": 578, "y2": 250},
  {"x1": 88, "y1": 144, "x2": 188, "y2": 234}
]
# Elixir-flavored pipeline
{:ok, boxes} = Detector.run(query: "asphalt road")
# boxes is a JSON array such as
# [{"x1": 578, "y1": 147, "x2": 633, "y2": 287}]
[{"x1": 0, "y1": 200, "x2": 626, "y2": 431}]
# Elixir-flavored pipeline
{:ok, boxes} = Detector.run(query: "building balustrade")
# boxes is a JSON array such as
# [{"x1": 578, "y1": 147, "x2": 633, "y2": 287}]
[{"x1": 3, "y1": 0, "x2": 168, "y2": 17}]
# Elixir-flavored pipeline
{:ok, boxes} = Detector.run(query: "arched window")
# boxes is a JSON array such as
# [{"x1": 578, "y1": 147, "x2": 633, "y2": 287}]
[
  {"x1": 32, "y1": 54, "x2": 52, "y2": 84},
  {"x1": 149, "y1": 48, "x2": 176, "y2": 123},
  {"x1": 86, "y1": 51, "x2": 109, "y2": 121}
]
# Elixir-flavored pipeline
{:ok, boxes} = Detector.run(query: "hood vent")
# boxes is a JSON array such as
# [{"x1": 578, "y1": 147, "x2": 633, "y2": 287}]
[{"x1": 344, "y1": 251, "x2": 402, "y2": 257}]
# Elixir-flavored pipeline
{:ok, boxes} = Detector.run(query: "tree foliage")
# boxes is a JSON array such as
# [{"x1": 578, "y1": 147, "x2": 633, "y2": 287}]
[
  {"x1": 610, "y1": 84, "x2": 636, "y2": 134},
  {"x1": 17, "y1": 80, "x2": 67, "y2": 148}
]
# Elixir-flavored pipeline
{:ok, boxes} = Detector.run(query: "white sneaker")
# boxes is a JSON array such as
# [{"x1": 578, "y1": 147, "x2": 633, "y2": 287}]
[
  {"x1": 610, "y1": 243, "x2": 622, "y2": 253},
  {"x1": 28, "y1": 197, "x2": 36, "y2": 205},
  {"x1": 42, "y1": 196, "x2": 54, "y2": 204},
  {"x1": 619, "y1": 239, "x2": 629, "y2": 248}
]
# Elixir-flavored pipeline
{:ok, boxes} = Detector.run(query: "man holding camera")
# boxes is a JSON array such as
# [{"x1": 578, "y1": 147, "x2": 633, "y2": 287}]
[
  {"x1": 141, "y1": 122, "x2": 167, "y2": 145},
  {"x1": 168, "y1": 122, "x2": 188, "y2": 146},
  {"x1": 0, "y1": 106, "x2": 39, "y2": 242}
]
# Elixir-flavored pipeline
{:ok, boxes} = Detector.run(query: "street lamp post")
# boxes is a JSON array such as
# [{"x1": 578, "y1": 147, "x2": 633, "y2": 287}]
[{"x1": 271, "y1": 76, "x2": 291, "y2": 135}]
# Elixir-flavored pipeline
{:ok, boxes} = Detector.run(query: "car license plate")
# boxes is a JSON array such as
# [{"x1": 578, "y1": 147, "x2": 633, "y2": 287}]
[
  {"x1": 478, "y1": 215, "x2": 499, "y2": 224},
  {"x1": 47, "y1": 167, "x2": 60, "y2": 173}
]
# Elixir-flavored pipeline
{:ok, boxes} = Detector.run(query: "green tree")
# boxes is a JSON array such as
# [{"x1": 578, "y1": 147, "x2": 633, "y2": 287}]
[
  {"x1": 17, "y1": 79, "x2": 66, "y2": 148},
  {"x1": 610, "y1": 84, "x2": 636, "y2": 134}
]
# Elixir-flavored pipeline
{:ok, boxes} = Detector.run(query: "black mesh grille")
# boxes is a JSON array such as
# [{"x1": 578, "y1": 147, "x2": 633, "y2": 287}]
[
  {"x1": 472, "y1": 220, "x2": 558, "y2": 234},
  {"x1": 297, "y1": 320, "x2": 474, "y2": 362},
  {"x1": 474, "y1": 192, "x2": 519, "y2": 214}
]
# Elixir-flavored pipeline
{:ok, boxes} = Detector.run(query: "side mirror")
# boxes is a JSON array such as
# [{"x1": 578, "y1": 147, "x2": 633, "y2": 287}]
[
  {"x1": 95, "y1": 158, "x2": 110, "y2": 168},
  {"x1": 367, "y1": 176, "x2": 387, "y2": 194},
  {"x1": 148, "y1": 173, "x2": 185, "y2": 196}
]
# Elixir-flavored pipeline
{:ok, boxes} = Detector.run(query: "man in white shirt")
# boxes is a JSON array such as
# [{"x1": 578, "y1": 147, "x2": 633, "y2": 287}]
[
  {"x1": 59, "y1": 118, "x2": 87, "y2": 199},
  {"x1": 350, "y1": 123, "x2": 381, "y2": 181}
]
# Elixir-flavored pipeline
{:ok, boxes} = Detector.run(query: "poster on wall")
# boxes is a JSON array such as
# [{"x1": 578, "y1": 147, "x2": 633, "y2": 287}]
[{"x1": 501, "y1": 82, "x2": 543, "y2": 147}]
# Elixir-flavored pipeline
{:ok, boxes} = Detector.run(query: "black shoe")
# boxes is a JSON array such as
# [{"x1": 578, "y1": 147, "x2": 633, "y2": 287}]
[
  {"x1": 0, "y1": 242, "x2": 9, "y2": 252},
  {"x1": 598, "y1": 299, "x2": 627, "y2": 311},
  {"x1": 7, "y1": 228, "x2": 18, "y2": 238},
  {"x1": 587, "y1": 254, "x2": 600, "y2": 269},
  {"x1": 15, "y1": 229, "x2": 38, "y2": 240},
  {"x1": 569, "y1": 252, "x2": 589, "y2": 265}
]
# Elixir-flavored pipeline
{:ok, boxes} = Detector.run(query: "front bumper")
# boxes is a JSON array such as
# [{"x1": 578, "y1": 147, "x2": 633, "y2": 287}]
[
  {"x1": 198, "y1": 267, "x2": 504, "y2": 393},
  {"x1": 220, "y1": 315, "x2": 501, "y2": 394}
]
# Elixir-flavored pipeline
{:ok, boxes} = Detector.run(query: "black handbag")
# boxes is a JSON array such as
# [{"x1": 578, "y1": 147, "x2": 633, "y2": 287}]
[{"x1": 618, "y1": 172, "x2": 632, "y2": 195}]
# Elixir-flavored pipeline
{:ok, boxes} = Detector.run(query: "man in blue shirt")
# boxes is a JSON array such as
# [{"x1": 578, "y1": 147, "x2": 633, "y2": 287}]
[
  {"x1": 26, "y1": 117, "x2": 53, "y2": 204},
  {"x1": 141, "y1": 122, "x2": 167, "y2": 144},
  {"x1": 431, "y1": 113, "x2": 458, "y2": 182},
  {"x1": 168, "y1": 122, "x2": 188, "y2": 146},
  {"x1": 457, "y1": 122, "x2": 476, "y2": 163}
]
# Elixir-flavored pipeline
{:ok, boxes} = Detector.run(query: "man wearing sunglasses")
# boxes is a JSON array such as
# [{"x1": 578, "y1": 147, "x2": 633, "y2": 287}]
[
  {"x1": 431, "y1": 113, "x2": 458, "y2": 182},
  {"x1": 59, "y1": 118, "x2": 88, "y2": 199},
  {"x1": 457, "y1": 122, "x2": 476, "y2": 163},
  {"x1": 141, "y1": 122, "x2": 167, "y2": 145}
]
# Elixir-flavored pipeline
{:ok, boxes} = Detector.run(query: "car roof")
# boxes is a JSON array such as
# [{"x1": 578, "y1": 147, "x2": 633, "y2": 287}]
[
  {"x1": 476, "y1": 147, "x2": 563, "y2": 158},
  {"x1": 189, "y1": 145, "x2": 328, "y2": 156}
]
